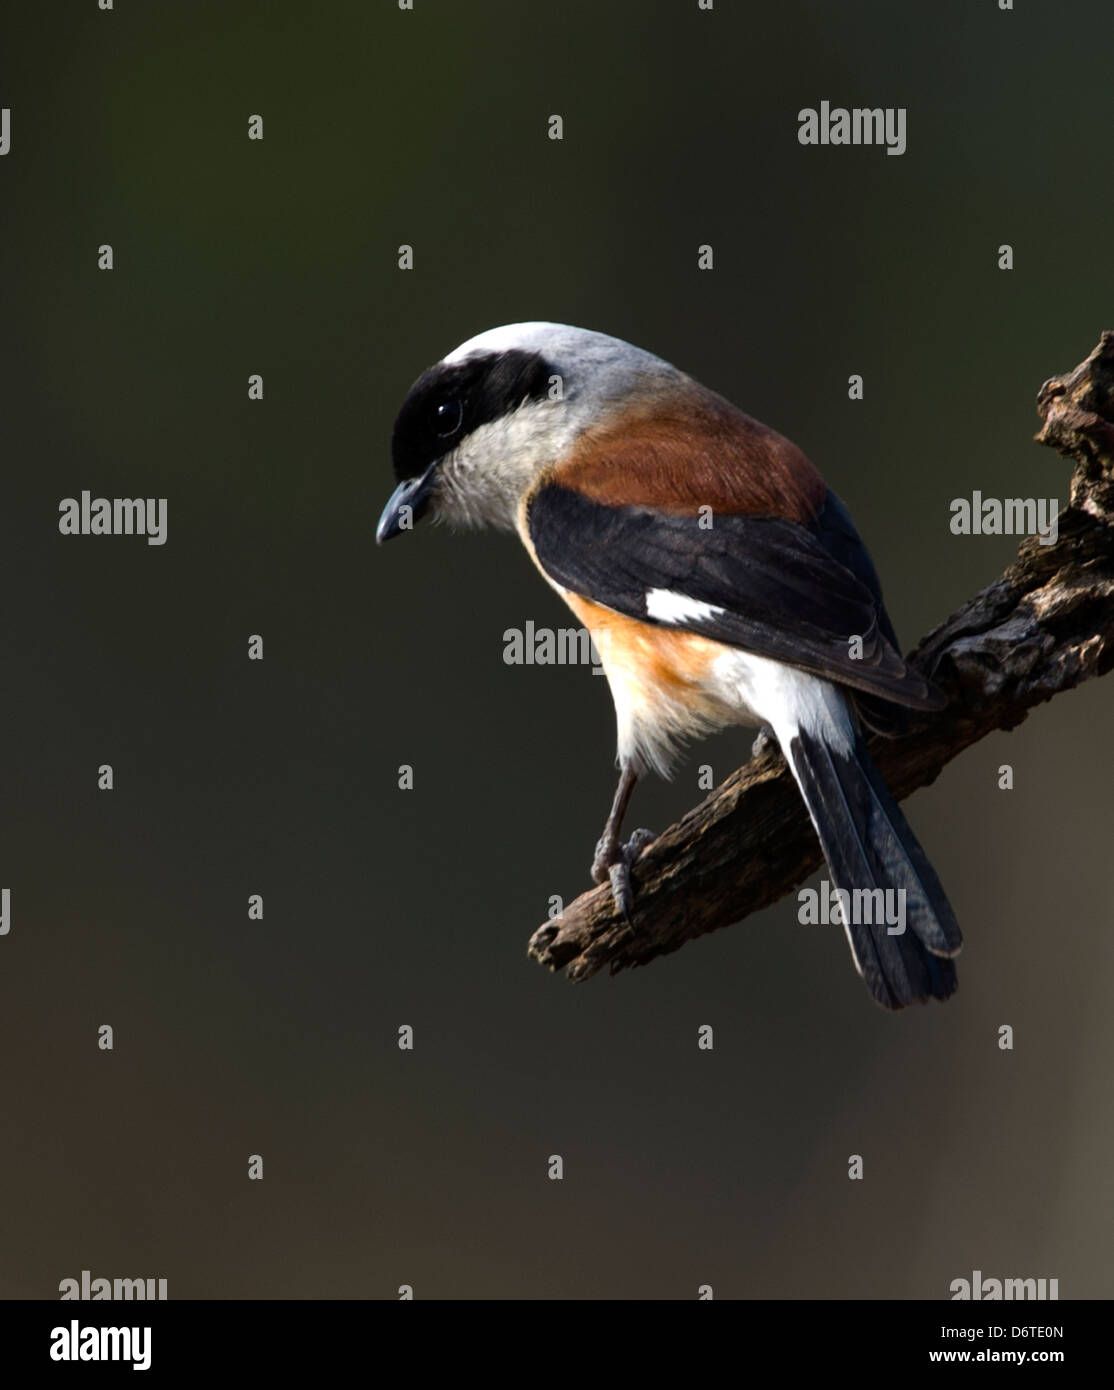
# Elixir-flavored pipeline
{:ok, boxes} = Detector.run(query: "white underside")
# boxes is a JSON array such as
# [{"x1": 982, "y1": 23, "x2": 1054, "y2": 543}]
[
  {"x1": 709, "y1": 648, "x2": 855, "y2": 754},
  {"x1": 610, "y1": 645, "x2": 855, "y2": 778}
]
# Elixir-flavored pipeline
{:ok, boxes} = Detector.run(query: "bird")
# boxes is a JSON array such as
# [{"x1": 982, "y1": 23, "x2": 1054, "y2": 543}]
[{"x1": 377, "y1": 322, "x2": 962, "y2": 1009}]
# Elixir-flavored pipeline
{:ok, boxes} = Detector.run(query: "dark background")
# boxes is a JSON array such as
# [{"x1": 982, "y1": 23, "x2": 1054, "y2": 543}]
[{"x1": 1, "y1": 0, "x2": 1110, "y2": 1299}]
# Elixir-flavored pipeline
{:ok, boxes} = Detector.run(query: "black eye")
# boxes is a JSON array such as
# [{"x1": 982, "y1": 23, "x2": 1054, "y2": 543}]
[{"x1": 432, "y1": 398, "x2": 463, "y2": 438}]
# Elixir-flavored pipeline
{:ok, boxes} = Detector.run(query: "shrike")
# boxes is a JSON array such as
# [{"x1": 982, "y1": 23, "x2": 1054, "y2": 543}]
[{"x1": 378, "y1": 323, "x2": 961, "y2": 1009}]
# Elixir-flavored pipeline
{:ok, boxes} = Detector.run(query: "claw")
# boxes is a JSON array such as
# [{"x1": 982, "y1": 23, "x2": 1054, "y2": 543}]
[
  {"x1": 594, "y1": 828, "x2": 656, "y2": 920},
  {"x1": 609, "y1": 861, "x2": 633, "y2": 920},
  {"x1": 751, "y1": 724, "x2": 776, "y2": 758},
  {"x1": 590, "y1": 836, "x2": 613, "y2": 886}
]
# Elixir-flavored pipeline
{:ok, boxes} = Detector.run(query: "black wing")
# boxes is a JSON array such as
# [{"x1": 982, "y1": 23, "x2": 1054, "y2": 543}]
[{"x1": 527, "y1": 481, "x2": 941, "y2": 713}]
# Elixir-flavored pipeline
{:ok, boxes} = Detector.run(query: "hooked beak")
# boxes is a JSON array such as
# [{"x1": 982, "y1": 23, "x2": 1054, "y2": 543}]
[{"x1": 376, "y1": 464, "x2": 438, "y2": 544}]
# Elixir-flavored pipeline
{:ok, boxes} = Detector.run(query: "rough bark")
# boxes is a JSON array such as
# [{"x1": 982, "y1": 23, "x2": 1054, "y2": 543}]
[{"x1": 529, "y1": 333, "x2": 1114, "y2": 981}]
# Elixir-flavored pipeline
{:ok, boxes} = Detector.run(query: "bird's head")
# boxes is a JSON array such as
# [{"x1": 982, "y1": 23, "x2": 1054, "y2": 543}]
[{"x1": 376, "y1": 321, "x2": 681, "y2": 541}]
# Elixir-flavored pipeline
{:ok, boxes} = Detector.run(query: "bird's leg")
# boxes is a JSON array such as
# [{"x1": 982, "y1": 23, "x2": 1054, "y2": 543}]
[
  {"x1": 591, "y1": 766, "x2": 656, "y2": 920},
  {"x1": 591, "y1": 767, "x2": 638, "y2": 883}
]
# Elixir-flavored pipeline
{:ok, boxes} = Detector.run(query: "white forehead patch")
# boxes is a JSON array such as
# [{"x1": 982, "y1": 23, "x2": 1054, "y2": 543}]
[
  {"x1": 443, "y1": 322, "x2": 570, "y2": 363},
  {"x1": 442, "y1": 322, "x2": 676, "y2": 392}
]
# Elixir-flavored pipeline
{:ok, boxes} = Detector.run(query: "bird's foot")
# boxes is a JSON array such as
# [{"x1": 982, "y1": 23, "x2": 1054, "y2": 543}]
[
  {"x1": 751, "y1": 724, "x2": 776, "y2": 758},
  {"x1": 591, "y1": 828, "x2": 656, "y2": 921}
]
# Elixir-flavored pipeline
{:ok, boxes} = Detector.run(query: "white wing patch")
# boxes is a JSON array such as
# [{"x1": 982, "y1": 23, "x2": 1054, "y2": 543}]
[{"x1": 645, "y1": 588, "x2": 726, "y2": 626}]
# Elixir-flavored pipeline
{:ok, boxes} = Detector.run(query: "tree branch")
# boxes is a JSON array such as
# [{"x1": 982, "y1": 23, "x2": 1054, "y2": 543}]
[{"x1": 529, "y1": 332, "x2": 1114, "y2": 981}]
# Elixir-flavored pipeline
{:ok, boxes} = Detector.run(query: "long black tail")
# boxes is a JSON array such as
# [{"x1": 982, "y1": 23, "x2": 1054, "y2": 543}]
[{"x1": 787, "y1": 725, "x2": 962, "y2": 1009}]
